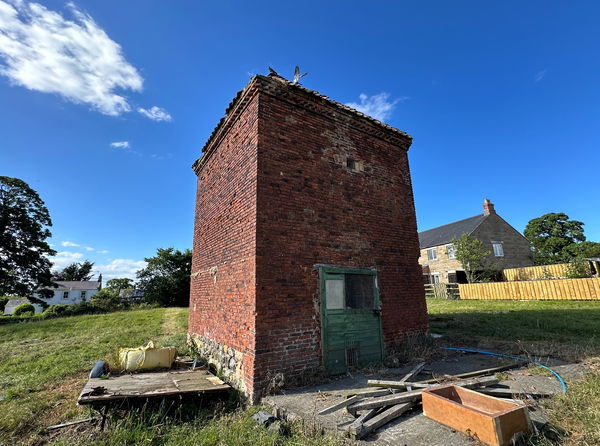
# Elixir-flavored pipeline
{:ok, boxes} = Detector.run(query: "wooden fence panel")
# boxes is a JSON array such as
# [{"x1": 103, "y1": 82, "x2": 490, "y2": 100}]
[
  {"x1": 503, "y1": 264, "x2": 571, "y2": 281},
  {"x1": 459, "y1": 278, "x2": 600, "y2": 301}
]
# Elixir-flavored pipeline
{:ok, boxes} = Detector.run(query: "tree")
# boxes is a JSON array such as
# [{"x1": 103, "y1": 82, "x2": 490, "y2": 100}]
[
  {"x1": 451, "y1": 233, "x2": 494, "y2": 283},
  {"x1": 53, "y1": 260, "x2": 94, "y2": 281},
  {"x1": 0, "y1": 176, "x2": 56, "y2": 296},
  {"x1": 524, "y1": 213, "x2": 586, "y2": 265},
  {"x1": 137, "y1": 248, "x2": 192, "y2": 306},
  {"x1": 105, "y1": 278, "x2": 134, "y2": 292},
  {"x1": 573, "y1": 241, "x2": 600, "y2": 259}
]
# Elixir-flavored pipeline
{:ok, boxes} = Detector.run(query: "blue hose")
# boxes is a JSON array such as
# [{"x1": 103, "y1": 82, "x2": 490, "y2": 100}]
[{"x1": 443, "y1": 347, "x2": 567, "y2": 393}]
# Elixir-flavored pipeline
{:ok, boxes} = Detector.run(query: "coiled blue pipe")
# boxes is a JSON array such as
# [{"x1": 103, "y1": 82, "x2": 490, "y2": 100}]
[{"x1": 443, "y1": 347, "x2": 567, "y2": 393}]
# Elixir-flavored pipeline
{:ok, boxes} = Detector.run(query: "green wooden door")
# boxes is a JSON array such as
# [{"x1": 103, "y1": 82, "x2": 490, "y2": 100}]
[{"x1": 320, "y1": 267, "x2": 383, "y2": 374}]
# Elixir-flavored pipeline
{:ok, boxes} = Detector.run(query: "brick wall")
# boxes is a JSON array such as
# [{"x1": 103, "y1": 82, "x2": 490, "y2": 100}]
[
  {"x1": 188, "y1": 90, "x2": 259, "y2": 395},
  {"x1": 252, "y1": 79, "x2": 428, "y2": 395},
  {"x1": 190, "y1": 75, "x2": 428, "y2": 401}
]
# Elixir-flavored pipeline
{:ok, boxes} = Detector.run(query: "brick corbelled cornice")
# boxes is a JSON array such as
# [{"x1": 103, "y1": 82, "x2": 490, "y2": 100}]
[{"x1": 192, "y1": 75, "x2": 413, "y2": 175}]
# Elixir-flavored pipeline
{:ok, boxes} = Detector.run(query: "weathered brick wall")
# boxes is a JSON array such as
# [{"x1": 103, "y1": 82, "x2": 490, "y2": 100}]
[
  {"x1": 188, "y1": 91, "x2": 259, "y2": 395},
  {"x1": 190, "y1": 75, "x2": 428, "y2": 402},
  {"x1": 252, "y1": 80, "x2": 428, "y2": 395}
]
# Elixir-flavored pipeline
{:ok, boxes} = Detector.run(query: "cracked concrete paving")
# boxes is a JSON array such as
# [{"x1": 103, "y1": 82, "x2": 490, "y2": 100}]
[{"x1": 264, "y1": 352, "x2": 587, "y2": 445}]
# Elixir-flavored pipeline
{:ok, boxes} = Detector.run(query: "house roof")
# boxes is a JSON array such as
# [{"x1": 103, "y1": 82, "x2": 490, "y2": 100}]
[
  {"x1": 192, "y1": 73, "x2": 412, "y2": 172},
  {"x1": 418, "y1": 214, "x2": 488, "y2": 249},
  {"x1": 53, "y1": 281, "x2": 100, "y2": 291},
  {"x1": 3, "y1": 298, "x2": 30, "y2": 315}
]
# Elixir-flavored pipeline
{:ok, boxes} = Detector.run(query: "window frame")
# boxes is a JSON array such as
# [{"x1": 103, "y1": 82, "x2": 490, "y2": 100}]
[
  {"x1": 318, "y1": 266, "x2": 380, "y2": 313},
  {"x1": 447, "y1": 244, "x2": 456, "y2": 260},
  {"x1": 492, "y1": 241, "x2": 504, "y2": 257},
  {"x1": 63, "y1": 291, "x2": 69, "y2": 299},
  {"x1": 427, "y1": 248, "x2": 437, "y2": 261}
]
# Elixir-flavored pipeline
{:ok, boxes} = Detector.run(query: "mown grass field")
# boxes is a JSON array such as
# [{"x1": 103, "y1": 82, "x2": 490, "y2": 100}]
[
  {"x1": 0, "y1": 308, "x2": 341, "y2": 446},
  {"x1": 1, "y1": 300, "x2": 599, "y2": 445}
]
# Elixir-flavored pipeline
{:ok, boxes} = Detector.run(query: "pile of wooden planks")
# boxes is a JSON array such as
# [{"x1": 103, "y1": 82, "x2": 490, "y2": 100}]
[{"x1": 317, "y1": 362, "x2": 553, "y2": 441}]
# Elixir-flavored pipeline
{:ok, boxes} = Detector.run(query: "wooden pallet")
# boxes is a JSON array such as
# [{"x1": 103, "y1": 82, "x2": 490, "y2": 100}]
[{"x1": 78, "y1": 369, "x2": 230, "y2": 405}]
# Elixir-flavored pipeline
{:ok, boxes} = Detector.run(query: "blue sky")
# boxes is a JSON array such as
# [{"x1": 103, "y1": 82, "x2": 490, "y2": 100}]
[{"x1": 1, "y1": 1, "x2": 599, "y2": 280}]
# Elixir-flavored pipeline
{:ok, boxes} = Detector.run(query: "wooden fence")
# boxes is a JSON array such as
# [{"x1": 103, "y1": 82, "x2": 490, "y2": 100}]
[
  {"x1": 502, "y1": 263, "x2": 570, "y2": 281},
  {"x1": 459, "y1": 277, "x2": 600, "y2": 300},
  {"x1": 425, "y1": 283, "x2": 459, "y2": 299}
]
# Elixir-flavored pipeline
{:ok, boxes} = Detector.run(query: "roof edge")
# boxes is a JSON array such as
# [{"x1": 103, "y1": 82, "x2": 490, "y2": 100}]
[{"x1": 192, "y1": 74, "x2": 413, "y2": 174}]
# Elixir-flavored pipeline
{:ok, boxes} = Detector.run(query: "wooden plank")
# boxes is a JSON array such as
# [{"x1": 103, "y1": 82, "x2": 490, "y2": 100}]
[
  {"x1": 346, "y1": 388, "x2": 393, "y2": 398},
  {"x1": 350, "y1": 402, "x2": 414, "y2": 440},
  {"x1": 348, "y1": 377, "x2": 498, "y2": 411},
  {"x1": 317, "y1": 394, "x2": 362, "y2": 415},
  {"x1": 476, "y1": 387, "x2": 556, "y2": 398},
  {"x1": 367, "y1": 379, "x2": 431, "y2": 389},
  {"x1": 46, "y1": 418, "x2": 94, "y2": 431},
  {"x1": 78, "y1": 369, "x2": 230, "y2": 405},
  {"x1": 416, "y1": 363, "x2": 520, "y2": 384},
  {"x1": 347, "y1": 408, "x2": 379, "y2": 438}
]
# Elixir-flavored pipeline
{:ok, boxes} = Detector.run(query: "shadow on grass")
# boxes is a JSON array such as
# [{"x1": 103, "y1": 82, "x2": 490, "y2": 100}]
[{"x1": 429, "y1": 307, "x2": 600, "y2": 362}]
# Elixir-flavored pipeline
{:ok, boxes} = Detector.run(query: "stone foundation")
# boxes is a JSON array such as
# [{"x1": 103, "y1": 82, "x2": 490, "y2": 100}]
[{"x1": 187, "y1": 332, "x2": 247, "y2": 396}]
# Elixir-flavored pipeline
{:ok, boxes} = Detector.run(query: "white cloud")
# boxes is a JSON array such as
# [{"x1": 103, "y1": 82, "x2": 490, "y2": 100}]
[
  {"x1": 61, "y1": 240, "x2": 80, "y2": 247},
  {"x1": 96, "y1": 249, "x2": 109, "y2": 254},
  {"x1": 138, "y1": 106, "x2": 172, "y2": 122},
  {"x1": 110, "y1": 141, "x2": 130, "y2": 149},
  {"x1": 96, "y1": 258, "x2": 146, "y2": 281},
  {"x1": 50, "y1": 251, "x2": 83, "y2": 270},
  {"x1": 84, "y1": 246, "x2": 94, "y2": 251},
  {"x1": 534, "y1": 69, "x2": 547, "y2": 83},
  {"x1": 345, "y1": 92, "x2": 406, "y2": 123},
  {"x1": 0, "y1": 0, "x2": 143, "y2": 115}
]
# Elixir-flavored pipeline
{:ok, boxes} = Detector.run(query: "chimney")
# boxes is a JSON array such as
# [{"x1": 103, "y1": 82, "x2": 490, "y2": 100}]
[{"x1": 483, "y1": 198, "x2": 496, "y2": 215}]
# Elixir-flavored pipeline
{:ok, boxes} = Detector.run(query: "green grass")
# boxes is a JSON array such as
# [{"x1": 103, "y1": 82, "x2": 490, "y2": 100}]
[
  {"x1": 0, "y1": 307, "x2": 340, "y2": 446},
  {"x1": 427, "y1": 299, "x2": 600, "y2": 358},
  {"x1": 428, "y1": 298, "x2": 600, "y2": 445}
]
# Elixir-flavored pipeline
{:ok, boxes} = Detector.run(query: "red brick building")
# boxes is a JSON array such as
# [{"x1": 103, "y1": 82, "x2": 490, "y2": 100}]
[{"x1": 189, "y1": 72, "x2": 428, "y2": 402}]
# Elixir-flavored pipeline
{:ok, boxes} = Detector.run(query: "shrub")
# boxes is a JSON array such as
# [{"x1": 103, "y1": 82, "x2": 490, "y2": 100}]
[
  {"x1": 90, "y1": 288, "x2": 123, "y2": 311},
  {"x1": 565, "y1": 258, "x2": 591, "y2": 279},
  {"x1": 13, "y1": 303, "x2": 35, "y2": 317},
  {"x1": 0, "y1": 297, "x2": 9, "y2": 313}
]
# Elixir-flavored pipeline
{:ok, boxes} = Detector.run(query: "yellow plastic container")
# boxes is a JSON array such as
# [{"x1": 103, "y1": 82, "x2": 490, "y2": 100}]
[{"x1": 119, "y1": 341, "x2": 177, "y2": 371}]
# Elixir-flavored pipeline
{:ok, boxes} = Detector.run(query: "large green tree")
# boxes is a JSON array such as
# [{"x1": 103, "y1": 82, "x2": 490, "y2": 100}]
[
  {"x1": 136, "y1": 248, "x2": 192, "y2": 306},
  {"x1": 524, "y1": 213, "x2": 586, "y2": 265},
  {"x1": 53, "y1": 260, "x2": 94, "y2": 281},
  {"x1": 0, "y1": 177, "x2": 56, "y2": 296}
]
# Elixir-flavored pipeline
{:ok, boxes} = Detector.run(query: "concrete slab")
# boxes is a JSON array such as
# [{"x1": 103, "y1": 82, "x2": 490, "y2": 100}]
[{"x1": 264, "y1": 352, "x2": 582, "y2": 445}]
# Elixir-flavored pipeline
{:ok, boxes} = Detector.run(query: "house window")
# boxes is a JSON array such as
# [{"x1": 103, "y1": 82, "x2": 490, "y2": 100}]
[
  {"x1": 80, "y1": 291, "x2": 87, "y2": 300},
  {"x1": 431, "y1": 273, "x2": 440, "y2": 284},
  {"x1": 63, "y1": 291, "x2": 69, "y2": 299},
  {"x1": 447, "y1": 244, "x2": 456, "y2": 260},
  {"x1": 492, "y1": 241, "x2": 504, "y2": 257},
  {"x1": 427, "y1": 248, "x2": 437, "y2": 261}
]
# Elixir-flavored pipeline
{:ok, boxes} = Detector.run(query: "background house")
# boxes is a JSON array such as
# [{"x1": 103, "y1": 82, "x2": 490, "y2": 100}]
[
  {"x1": 32, "y1": 279, "x2": 102, "y2": 311},
  {"x1": 419, "y1": 199, "x2": 533, "y2": 283}
]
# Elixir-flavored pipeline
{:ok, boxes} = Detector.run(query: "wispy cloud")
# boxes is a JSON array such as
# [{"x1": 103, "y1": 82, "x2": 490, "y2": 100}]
[
  {"x1": 50, "y1": 251, "x2": 83, "y2": 269},
  {"x1": 110, "y1": 141, "x2": 130, "y2": 149},
  {"x1": 0, "y1": 0, "x2": 143, "y2": 115},
  {"x1": 138, "y1": 106, "x2": 172, "y2": 122},
  {"x1": 534, "y1": 69, "x2": 547, "y2": 83},
  {"x1": 96, "y1": 249, "x2": 109, "y2": 254},
  {"x1": 345, "y1": 93, "x2": 406, "y2": 122},
  {"x1": 61, "y1": 240, "x2": 80, "y2": 247},
  {"x1": 96, "y1": 258, "x2": 146, "y2": 281},
  {"x1": 84, "y1": 246, "x2": 94, "y2": 251}
]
